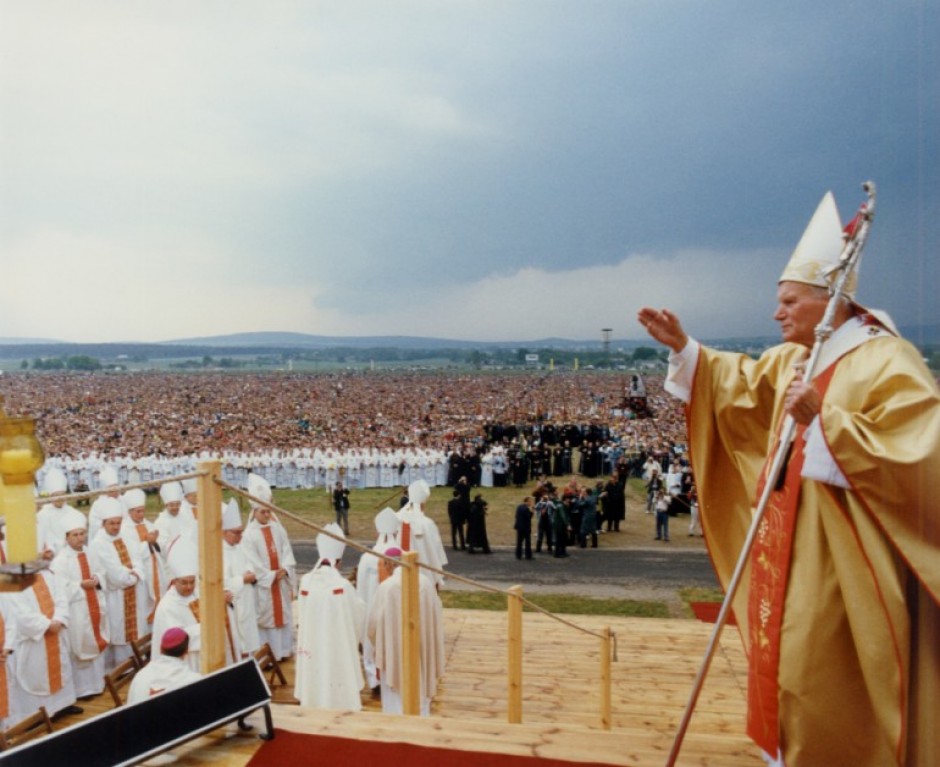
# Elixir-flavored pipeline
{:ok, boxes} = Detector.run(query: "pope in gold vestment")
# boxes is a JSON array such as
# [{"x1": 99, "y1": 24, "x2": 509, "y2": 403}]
[{"x1": 680, "y1": 331, "x2": 939, "y2": 766}]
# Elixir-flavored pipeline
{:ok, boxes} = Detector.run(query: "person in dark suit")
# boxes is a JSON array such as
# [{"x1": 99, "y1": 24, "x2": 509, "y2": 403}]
[
  {"x1": 332, "y1": 481, "x2": 351, "y2": 535},
  {"x1": 513, "y1": 497, "x2": 534, "y2": 560}
]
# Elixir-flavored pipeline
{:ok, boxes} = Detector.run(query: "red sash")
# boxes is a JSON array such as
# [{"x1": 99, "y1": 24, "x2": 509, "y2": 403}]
[
  {"x1": 260, "y1": 527, "x2": 285, "y2": 628},
  {"x1": 78, "y1": 552, "x2": 109, "y2": 652},
  {"x1": 33, "y1": 576, "x2": 64, "y2": 694},
  {"x1": 746, "y1": 365, "x2": 837, "y2": 755},
  {"x1": 136, "y1": 524, "x2": 163, "y2": 606},
  {"x1": 401, "y1": 521, "x2": 412, "y2": 552},
  {"x1": 113, "y1": 539, "x2": 139, "y2": 642}
]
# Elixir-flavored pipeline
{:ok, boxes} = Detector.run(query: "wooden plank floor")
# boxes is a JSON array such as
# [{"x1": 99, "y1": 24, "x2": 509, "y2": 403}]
[{"x1": 41, "y1": 609, "x2": 762, "y2": 766}]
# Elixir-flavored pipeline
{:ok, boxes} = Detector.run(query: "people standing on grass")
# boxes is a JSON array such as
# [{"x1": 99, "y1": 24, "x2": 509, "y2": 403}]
[
  {"x1": 654, "y1": 489, "x2": 670, "y2": 542},
  {"x1": 466, "y1": 494, "x2": 491, "y2": 554},
  {"x1": 513, "y1": 497, "x2": 534, "y2": 561}
]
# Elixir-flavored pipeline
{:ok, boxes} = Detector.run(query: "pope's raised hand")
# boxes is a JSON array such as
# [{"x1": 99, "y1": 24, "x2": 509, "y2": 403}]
[{"x1": 637, "y1": 308, "x2": 688, "y2": 353}]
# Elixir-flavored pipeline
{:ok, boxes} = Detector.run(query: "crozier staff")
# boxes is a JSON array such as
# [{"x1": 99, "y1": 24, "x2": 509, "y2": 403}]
[{"x1": 639, "y1": 188, "x2": 939, "y2": 767}]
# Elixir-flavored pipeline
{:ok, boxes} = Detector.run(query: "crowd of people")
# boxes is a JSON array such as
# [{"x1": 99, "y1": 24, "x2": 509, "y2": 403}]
[{"x1": 0, "y1": 371, "x2": 689, "y2": 494}]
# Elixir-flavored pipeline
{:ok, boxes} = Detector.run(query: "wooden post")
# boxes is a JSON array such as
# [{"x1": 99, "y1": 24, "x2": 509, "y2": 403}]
[
  {"x1": 507, "y1": 585, "x2": 523, "y2": 724},
  {"x1": 401, "y1": 550, "x2": 421, "y2": 715},
  {"x1": 197, "y1": 461, "x2": 226, "y2": 674},
  {"x1": 600, "y1": 626, "x2": 612, "y2": 730}
]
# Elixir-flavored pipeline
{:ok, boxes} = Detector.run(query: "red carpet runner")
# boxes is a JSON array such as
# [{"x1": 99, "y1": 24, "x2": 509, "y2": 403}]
[{"x1": 247, "y1": 728, "x2": 617, "y2": 767}]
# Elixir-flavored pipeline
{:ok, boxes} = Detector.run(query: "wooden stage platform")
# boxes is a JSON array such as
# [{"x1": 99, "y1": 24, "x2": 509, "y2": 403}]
[{"x1": 48, "y1": 609, "x2": 762, "y2": 766}]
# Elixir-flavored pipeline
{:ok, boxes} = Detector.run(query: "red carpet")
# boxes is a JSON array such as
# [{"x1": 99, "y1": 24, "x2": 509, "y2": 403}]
[
  {"x1": 247, "y1": 728, "x2": 617, "y2": 767},
  {"x1": 689, "y1": 602, "x2": 736, "y2": 626}
]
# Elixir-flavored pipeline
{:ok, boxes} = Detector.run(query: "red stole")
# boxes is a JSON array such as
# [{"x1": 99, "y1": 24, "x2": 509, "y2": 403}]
[
  {"x1": 260, "y1": 527, "x2": 285, "y2": 628},
  {"x1": 401, "y1": 521, "x2": 412, "y2": 552},
  {"x1": 746, "y1": 364, "x2": 837, "y2": 755},
  {"x1": 77, "y1": 552, "x2": 109, "y2": 652},
  {"x1": 113, "y1": 538, "x2": 139, "y2": 642},
  {"x1": 32, "y1": 576, "x2": 64, "y2": 694},
  {"x1": 135, "y1": 523, "x2": 163, "y2": 604}
]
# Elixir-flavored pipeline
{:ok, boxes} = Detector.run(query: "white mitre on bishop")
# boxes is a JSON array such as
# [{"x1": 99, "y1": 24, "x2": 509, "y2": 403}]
[
  {"x1": 160, "y1": 482, "x2": 183, "y2": 504},
  {"x1": 246, "y1": 473, "x2": 272, "y2": 508},
  {"x1": 62, "y1": 507, "x2": 87, "y2": 533},
  {"x1": 779, "y1": 191, "x2": 851, "y2": 295},
  {"x1": 168, "y1": 539, "x2": 199, "y2": 580},
  {"x1": 407, "y1": 479, "x2": 431, "y2": 509},
  {"x1": 373, "y1": 507, "x2": 399, "y2": 549},
  {"x1": 316, "y1": 523, "x2": 346, "y2": 564},
  {"x1": 221, "y1": 499, "x2": 242, "y2": 531}
]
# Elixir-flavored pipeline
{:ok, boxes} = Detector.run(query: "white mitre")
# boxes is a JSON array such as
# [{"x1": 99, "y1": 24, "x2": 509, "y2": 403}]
[
  {"x1": 246, "y1": 473, "x2": 272, "y2": 508},
  {"x1": 781, "y1": 190, "x2": 898, "y2": 335},
  {"x1": 168, "y1": 539, "x2": 199, "y2": 579},
  {"x1": 779, "y1": 191, "x2": 851, "y2": 295},
  {"x1": 316, "y1": 522, "x2": 346, "y2": 563},
  {"x1": 221, "y1": 499, "x2": 242, "y2": 531}
]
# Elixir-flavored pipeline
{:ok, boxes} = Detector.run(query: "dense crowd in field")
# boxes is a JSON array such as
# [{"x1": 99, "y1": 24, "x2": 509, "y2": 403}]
[{"x1": 0, "y1": 371, "x2": 690, "y2": 491}]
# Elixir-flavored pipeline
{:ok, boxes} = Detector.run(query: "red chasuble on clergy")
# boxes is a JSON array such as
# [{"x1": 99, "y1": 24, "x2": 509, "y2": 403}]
[
  {"x1": 746, "y1": 364, "x2": 837, "y2": 756},
  {"x1": 261, "y1": 527, "x2": 285, "y2": 628},
  {"x1": 33, "y1": 576, "x2": 64, "y2": 694}
]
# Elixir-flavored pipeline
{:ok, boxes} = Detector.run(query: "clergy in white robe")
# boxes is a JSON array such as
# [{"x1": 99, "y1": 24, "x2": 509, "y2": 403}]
[
  {"x1": 154, "y1": 481, "x2": 194, "y2": 552},
  {"x1": 367, "y1": 548, "x2": 445, "y2": 716},
  {"x1": 221, "y1": 500, "x2": 262, "y2": 657},
  {"x1": 152, "y1": 541, "x2": 202, "y2": 673},
  {"x1": 121, "y1": 489, "x2": 168, "y2": 612},
  {"x1": 396, "y1": 479, "x2": 447, "y2": 589},
  {"x1": 356, "y1": 508, "x2": 400, "y2": 690},
  {"x1": 50, "y1": 509, "x2": 109, "y2": 698},
  {"x1": 0, "y1": 595, "x2": 20, "y2": 728},
  {"x1": 127, "y1": 627, "x2": 201, "y2": 703},
  {"x1": 11, "y1": 569, "x2": 78, "y2": 718},
  {"x1": 242, "y1": 475, "x2": 296, "y2": 661},
  {"x1": 294, "y1": 524, "x2": 366, "y2": 710},
  {"x1": 89, "y1": 497, "x2": 149, "y2": 671},
  {"x1": 87, "y1": 465, "x2": 122, "y2": 540},
  {"x1": 35, "y1": 467, "x2": 76, "y2": 558}
]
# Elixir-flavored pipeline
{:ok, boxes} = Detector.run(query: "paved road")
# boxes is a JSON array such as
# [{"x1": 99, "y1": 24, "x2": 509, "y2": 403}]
[{"x1": 293, "y1": 541, "x2": 719, "y2": 594}]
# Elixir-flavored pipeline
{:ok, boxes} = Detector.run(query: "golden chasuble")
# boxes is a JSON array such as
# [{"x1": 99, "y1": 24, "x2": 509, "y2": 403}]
[{"x1": 686, "y1": 335, "x2": 940, "y2": 766}]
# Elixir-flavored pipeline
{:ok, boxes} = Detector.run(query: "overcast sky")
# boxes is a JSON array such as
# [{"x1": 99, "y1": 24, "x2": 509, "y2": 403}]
[{"x1": 1, "y1": 1, "x2": 936, "y2": 344}]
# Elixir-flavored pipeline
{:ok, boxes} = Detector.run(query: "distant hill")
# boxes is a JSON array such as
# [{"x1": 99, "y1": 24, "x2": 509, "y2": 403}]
[
  {"x1": 0, "y1": 323, "x2": 935, "y2": 362},
  {"x1": 0, "y1": 336, "x2": 61, "y2": 345},
  {"x1": 163, "y1": 331, "x2": 661, "y2": 351}
]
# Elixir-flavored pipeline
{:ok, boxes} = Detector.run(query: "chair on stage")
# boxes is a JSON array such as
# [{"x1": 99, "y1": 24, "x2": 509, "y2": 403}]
[
  {"x1": 0, "y1": 707, "x2": 54, "y2": 751},
  {"x1": 253, "y1": 643, "x2": 295, "y2": 704},
  {"x1": 104, "y1": 656, "x2": 141, "y2": 708},
  {"x1": 130, "y1": 633, "x2": 153, "y2": 667}
]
